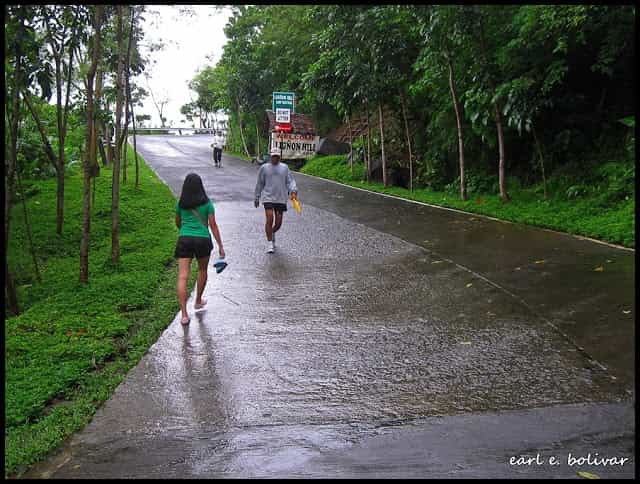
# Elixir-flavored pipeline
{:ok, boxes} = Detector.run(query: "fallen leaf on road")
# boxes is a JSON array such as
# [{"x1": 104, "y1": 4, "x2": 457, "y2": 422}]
[
  {"x1": 577, "y1": 471, "x2": 600, "y2": 479},
  {"x1": 534, "y1": 260, "x2": 546, "y2": 264},
  {"x1": 466, "y1": 283, "x2": 473, "y2": 288},
  {"x1": 594, "y1": 265, "x2": 604, "y2": 272}
]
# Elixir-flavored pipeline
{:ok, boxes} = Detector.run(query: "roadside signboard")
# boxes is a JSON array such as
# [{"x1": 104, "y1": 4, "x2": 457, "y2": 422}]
[
  {"x1": 270, "y1": 131, "x2": 319, "y2": 159},
  {"x1": 273, "y1": 91, "x2": 295, "y2": 131}
]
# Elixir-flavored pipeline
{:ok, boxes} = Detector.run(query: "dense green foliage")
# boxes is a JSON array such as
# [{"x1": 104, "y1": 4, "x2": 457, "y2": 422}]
[
  {"x1": 4, "y1": 148, "x2": 196, "y2": 477},
  {"x1": 301, "y1": 155, "x2": 634, "y2": 248},
  {"x1": 190, "y1": 5, "x2": 634, "y2": 207}
]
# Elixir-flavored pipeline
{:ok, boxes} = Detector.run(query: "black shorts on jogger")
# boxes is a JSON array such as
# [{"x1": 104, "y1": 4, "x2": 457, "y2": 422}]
[
  {"x1": 174, "y1": 235, "x2": 213, "y2": 259},
  {"x1": 263, "y1": 202, "x2": 287, "y2": 212}
]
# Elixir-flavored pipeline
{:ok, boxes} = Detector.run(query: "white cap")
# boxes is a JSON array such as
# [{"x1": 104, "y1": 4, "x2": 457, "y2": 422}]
[{"x1": 270, "y1": 149, "x2": 281, "y2": 156}]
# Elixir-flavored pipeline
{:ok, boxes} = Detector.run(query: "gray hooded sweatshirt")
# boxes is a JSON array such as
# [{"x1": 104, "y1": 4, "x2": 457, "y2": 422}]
[{"x1": 254, "y1": 162, "x2": 298, "y2": 205}]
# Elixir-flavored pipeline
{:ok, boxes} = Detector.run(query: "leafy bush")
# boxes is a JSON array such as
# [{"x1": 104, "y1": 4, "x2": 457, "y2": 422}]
[
  {"x1": 301, "y1": 155, "x2": 365, "y2": 182},
  {"x1": 444, "y1": 169, "x2": 498, "y2": 195}
]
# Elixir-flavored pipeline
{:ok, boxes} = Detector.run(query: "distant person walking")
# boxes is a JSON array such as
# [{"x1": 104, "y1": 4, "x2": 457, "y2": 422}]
[
  {"x1": 175, "y1": 173, "x2": 225, "y2": 325},
  {"x1": 254, "y1": 149, "x2": 298, "y2": 253},
  {"x1": 211, "y1": 131, "x2": 224, "y2": 167}
]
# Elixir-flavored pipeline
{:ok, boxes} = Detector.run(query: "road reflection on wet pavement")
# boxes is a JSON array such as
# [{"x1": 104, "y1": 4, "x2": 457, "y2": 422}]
[{"x1": 25, "y1": 136, "x2": 634, "y2": 479}]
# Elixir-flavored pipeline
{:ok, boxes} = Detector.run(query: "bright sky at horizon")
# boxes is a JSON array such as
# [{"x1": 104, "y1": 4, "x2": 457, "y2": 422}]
[{"x1": 136, "y1": 5, "x2": 232, "y2": 128}]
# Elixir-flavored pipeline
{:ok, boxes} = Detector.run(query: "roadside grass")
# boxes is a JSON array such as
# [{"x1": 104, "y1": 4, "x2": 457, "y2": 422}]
[
  {"x1": 5, "y1": 146, "x2": 197, "y2": 477},
  {"x1": 300, "y1": 155, "x2": 635, "y2": 248}
]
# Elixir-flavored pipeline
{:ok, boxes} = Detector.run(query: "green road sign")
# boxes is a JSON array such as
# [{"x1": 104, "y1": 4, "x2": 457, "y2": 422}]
[{"x1": 273, "y1": 92, "x2": 295, "y2": 113}]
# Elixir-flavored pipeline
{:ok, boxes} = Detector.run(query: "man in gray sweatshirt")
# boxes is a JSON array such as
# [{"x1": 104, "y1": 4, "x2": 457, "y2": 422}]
[{"x1": 254, "y1": 149, "x2": 298, "y2": 253}]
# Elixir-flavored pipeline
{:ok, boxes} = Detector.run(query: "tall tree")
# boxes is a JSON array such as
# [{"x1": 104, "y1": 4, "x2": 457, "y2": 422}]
[
  {"x1": 414, "y1": 5, "x2": 472, "y2": 200},
  {"x1": 5, "y1": 5, "x2": 43, "y2": 315},
  {"x1": 111, "y1": 5, "x2": 125, "y2": 264},
  {"x1": 80, "y1": 5, "x2": 104, "y2": 284},
  {"x1": 39, "y1": 5, "x2": 84, "y2": 234},
  {"x1": 470, "y1": 6, "x2": 515, "y2": 202}
]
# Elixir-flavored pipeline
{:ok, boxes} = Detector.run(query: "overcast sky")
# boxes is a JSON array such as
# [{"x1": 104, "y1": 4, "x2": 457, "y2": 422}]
[{"x1": 137, "y1": 5, "x2": 232, "y2": 128}]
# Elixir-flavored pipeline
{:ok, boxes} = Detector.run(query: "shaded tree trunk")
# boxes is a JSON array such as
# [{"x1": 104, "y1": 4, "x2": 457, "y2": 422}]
[
  {"x1": 237, "y1": 99, "x2": 250, "y2": 159},
  {"x1": 494, "y1": 103, "x2": 509, "y2": 201},
  {"x1": 365, "y1": 99, "x2": 372, "y2": 182},
  {"x1": 112, "y1": 5, "x2": 125, "y2": 264},
  {"x1": 91, "y1": 68, "x2": 102, "y2": 210},
  {"x1": 447, "y1": 54, "x2": 467, "y2": 201},
  {"x1": 5, "y1": 30, "x2": 22, "y2": 316},
  {"x1": 125, "y1": 7, "x2": 139, "y2": 188},
  {"x1": 80, "y1": 5, "x2": 103, "y2": 284},
  {"x1": 17, "y1": 168, "x2": 41, "y2": 282},
  {"x1": 6, "y1": 262, "x2": 20, "y2": 317},
  {"x1": 347, "y1": 113, "x2": 353, "y2": 176},
  {"x1": 478, "y1": 14, "x2": 509, "y2": 202},
  {"x1": 399, "y1": 90, "x2": 413, "y2": 193},
  {"x1": 532, "y1": 123, "x2": 548, "y2": 200},
  {"x1": 378, "y1": 102, "x2": 387, "y2": 187},
  {"x1": 46, "y1": 6, "x2": 79, "y2": 236},
  {"x1": 255, "y1": 120, "x2": 260, "y2": 157},
  {"x1": 94, "y1": 68, "x2": 105, "y2": 169},
  {"x1": 122, "y1": 124, "x2": 128, "y2": 183},
  {"x1": 53, "y1": 56, "x2": 67, "y2": 235},
  {"x1": 22, "y1": 93, "x2": 58, "y2": 170},
  {"x1": 56, "y1": 11, "x2": 79, "y2": 234},
  {"x1": 130, "y1": 94, "x2": 140, "y2": 188}
]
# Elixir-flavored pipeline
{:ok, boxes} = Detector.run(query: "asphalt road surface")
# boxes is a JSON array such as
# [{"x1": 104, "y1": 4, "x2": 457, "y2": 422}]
[{"x1": 25, "y1": 135, "x2": 635, "y2": 479}]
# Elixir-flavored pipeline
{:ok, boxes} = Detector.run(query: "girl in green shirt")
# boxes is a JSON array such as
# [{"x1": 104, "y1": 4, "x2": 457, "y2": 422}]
[{"x1": 174, "y1": 173, "x2": 225, "y2": 325}]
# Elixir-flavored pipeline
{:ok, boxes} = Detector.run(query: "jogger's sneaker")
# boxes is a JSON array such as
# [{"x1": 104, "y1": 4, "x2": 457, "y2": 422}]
[{"x1": 267, "y1": 241, "x2": 274, "y2": 253}]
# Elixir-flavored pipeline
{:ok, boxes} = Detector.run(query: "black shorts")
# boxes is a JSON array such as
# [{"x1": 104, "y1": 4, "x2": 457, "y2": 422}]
[
  {"x1": 263, "y1": 202, "x2": 287, "y2": 212},
  {"x1": 174, "y1": 236, "x2": 213, "y2": 259}
]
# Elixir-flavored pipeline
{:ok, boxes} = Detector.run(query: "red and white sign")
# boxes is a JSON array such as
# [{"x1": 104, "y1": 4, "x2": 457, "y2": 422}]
[
  {"x1": 275, "y1": 108, "x2": 291, "y2": 124},
  {"x1": 270, "y1": 132, "x2": 319, "y2": 159}
]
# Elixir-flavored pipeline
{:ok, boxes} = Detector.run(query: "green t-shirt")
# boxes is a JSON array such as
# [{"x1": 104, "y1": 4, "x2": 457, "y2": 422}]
[{"x1": 175, "y1": 199, "x2": 215, "y2": 238}]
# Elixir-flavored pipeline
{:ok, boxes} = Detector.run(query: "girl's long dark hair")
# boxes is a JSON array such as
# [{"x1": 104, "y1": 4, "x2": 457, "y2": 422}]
[{"x1": 178, "y1": 173, "x2": 209, "y2": 209}]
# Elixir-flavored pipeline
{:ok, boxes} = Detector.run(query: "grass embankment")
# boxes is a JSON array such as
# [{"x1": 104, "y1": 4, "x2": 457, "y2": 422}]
[
  {"x1": 300, "y1": 155, "x2": 635, "y2": 248},
  {"x1": 5, "y1": 147, "x2": 197, "y2": 477}
]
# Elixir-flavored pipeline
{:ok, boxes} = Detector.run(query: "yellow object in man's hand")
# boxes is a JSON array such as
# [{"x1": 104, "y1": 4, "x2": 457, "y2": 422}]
[{"x1": 291, "y1": 195, "x2": 302, "y2": 214}]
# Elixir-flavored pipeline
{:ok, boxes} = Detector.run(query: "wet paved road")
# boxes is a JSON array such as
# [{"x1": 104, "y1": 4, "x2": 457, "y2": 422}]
[{"x1": 25, "y1": 135, "x2": 635, "y2": 478}]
